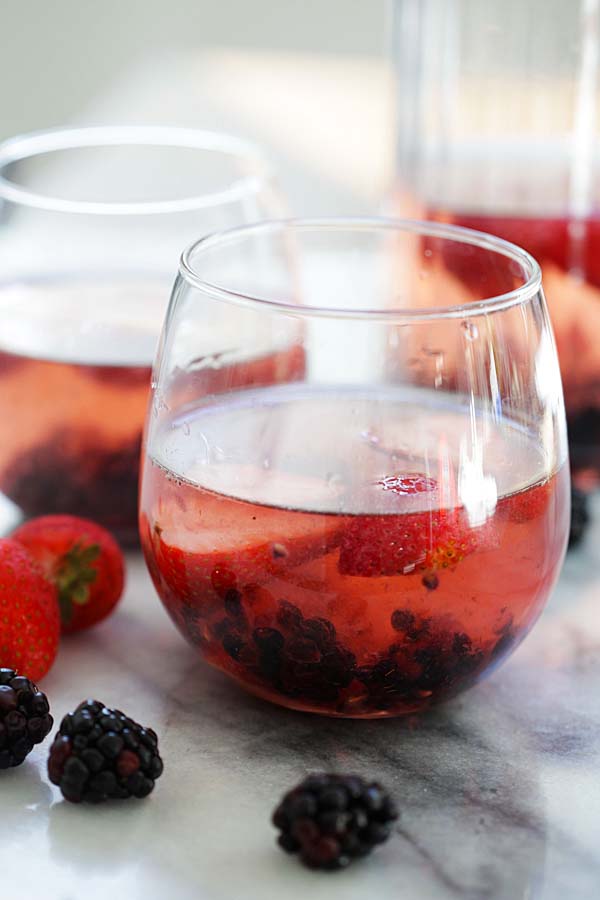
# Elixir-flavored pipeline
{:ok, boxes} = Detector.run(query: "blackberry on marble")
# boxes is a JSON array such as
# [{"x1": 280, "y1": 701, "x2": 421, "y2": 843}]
[
  {"x1": 273, "y1": 773, "x2": 399, "y2": 870},
  {"x1": 568, "y1": 408, "x2": 600, "y2": 469},
  {"x1": 569, "y1": 486, "x2": 590, "y2": 550},
  {"x1": 48, "y1": 700, "x2": 163, "y2": 803},
  {"x1": 0, "y1": 668, "x2": 53, "y2": 769}
]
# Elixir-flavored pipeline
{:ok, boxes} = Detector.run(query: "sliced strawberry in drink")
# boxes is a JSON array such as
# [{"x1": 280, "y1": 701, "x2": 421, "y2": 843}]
[
  {"x1": 338, "y1": 507, "x2": 479, "y2": 578},
  {"x1": 146, "y1": 487, "x2": 343, "y2": 606}
]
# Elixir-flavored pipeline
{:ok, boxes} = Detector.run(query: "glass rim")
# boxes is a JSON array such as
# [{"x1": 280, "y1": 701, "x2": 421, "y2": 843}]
[
  {"x1": 0, "y1": 125, "x2": 272, "y2": 216},
  {"x1": 179, "y1": 216, "x2": 543, "y2": 322}
]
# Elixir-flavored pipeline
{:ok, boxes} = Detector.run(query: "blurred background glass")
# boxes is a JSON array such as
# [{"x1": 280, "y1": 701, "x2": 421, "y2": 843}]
[
  {"x1": 0, "y1": 1, "x2": 393, "y2": 216},
  {"x1": 392, "y1": 0, "x2": 600, "y2": 482},
  {"x1": 0, "y1": 126, "x2": 279, "y2": 542}
]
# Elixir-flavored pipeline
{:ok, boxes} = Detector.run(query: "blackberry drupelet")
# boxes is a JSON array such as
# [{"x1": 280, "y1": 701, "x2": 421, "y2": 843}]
[
  {"x1": 0, "y1": 668, "x2": 53, "y2": 769},
  {"x1": 272, "y1": 773, "x2": 399, "y2": 870},
  {"x1": 47, "y1": 700, "x2": 163, "y2": 803},
  {"x1": 569, "y1": 486, "x2": 590, "y2": 550}
]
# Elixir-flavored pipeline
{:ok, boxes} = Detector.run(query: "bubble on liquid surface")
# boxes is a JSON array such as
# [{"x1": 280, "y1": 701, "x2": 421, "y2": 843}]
[{"x1": 462, "y1": 321, "x2": 479, "y2": 341}]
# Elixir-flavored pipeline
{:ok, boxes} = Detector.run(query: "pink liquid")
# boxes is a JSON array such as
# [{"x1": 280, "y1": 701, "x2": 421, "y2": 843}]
[{"x1": 140, "y1": 385, "x2": 569, "y2": 717}]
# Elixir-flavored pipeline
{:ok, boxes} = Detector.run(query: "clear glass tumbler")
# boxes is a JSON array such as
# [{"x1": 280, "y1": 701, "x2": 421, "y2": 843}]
[
  {"x1": 0, "y1": 126, "x2": 280, "y2": 543},
  {"x1": 140, "y1": 217, "x2": 569, "y2": 718},
  {"x1": 392, "y1": 0, "x2": 600, "y2": 480}
]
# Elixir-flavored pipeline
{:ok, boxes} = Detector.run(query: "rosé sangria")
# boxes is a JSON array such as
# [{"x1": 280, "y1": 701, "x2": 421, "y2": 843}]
[
  {"x1": 139, "y1": 219, "x2": 570, "y2": 717},
  {"x1": 141, "y1": 385, "x2": 568, "y2": 717}
]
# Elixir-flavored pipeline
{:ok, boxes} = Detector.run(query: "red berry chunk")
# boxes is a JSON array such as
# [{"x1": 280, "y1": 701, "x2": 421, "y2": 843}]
[
  {"x1": 142, "y1": 488, "x2": 343, "y2": 607},
  {"x1": 0, "y1": 539, "x2": 60, "y2": 682},
  {"x1": 12, "y1": 515, "x2": 125, "y2": 634},
  {"x1": 338, "y1": 508, "x2": 479, "y2": 578}
]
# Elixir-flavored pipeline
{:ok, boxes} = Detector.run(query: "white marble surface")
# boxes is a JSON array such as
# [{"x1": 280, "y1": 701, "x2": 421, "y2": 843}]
[{"x1": 1, "y1": 503, "x2": 600, "y2": 900}]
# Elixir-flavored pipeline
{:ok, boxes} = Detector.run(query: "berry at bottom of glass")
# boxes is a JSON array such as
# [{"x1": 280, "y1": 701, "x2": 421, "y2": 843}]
[{"x1": 140, "y1": 383, "x2": 569, "y2": 718}]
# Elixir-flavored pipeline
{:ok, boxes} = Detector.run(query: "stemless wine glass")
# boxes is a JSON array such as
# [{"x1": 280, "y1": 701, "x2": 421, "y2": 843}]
[
  {"x1": 140, "y1": 218, "x2": 570, "y2": 718},
  {"x1": 0, "y1": 126, "x2": 281, "y2": 543}
]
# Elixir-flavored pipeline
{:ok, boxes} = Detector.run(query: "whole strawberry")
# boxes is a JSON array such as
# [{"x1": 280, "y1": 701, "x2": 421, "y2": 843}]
[
  {"x1": 12, "y1": 516, "x2": 125, "y2": 634},
  {"x1": 0, "y1": 539, "x2": 60, "y2": 681}
]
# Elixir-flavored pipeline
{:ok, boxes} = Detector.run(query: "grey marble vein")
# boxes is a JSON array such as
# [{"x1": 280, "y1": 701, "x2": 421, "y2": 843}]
[{"x1": 3, "y1": 500, "x2": 600, "y2": 900}]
